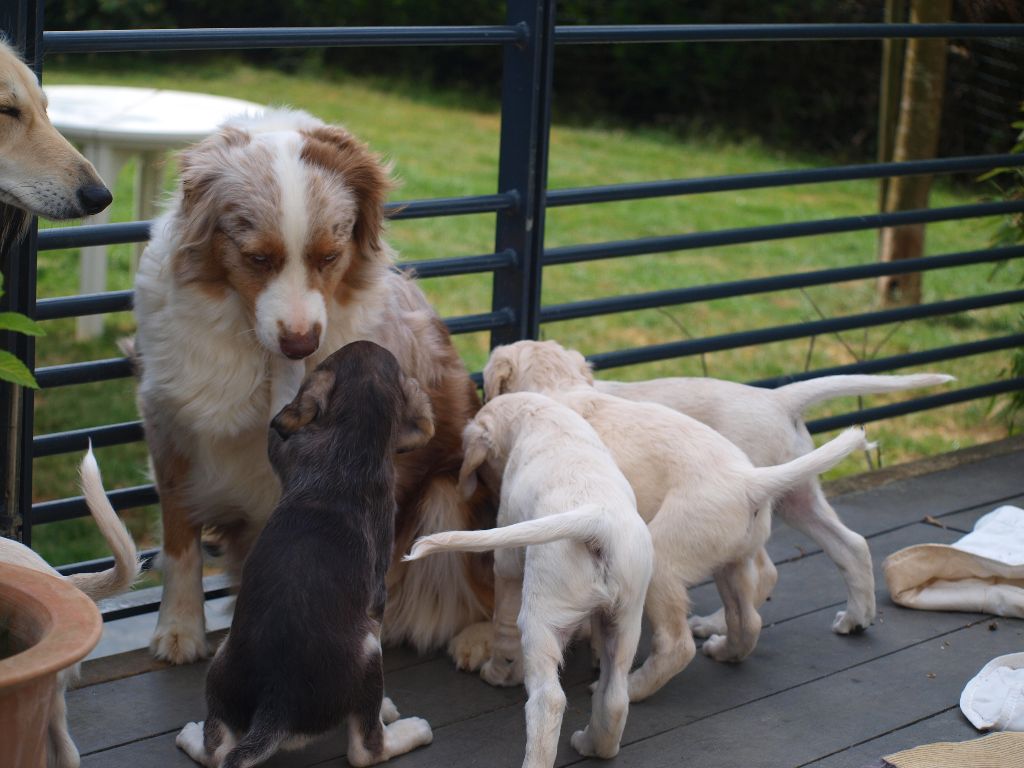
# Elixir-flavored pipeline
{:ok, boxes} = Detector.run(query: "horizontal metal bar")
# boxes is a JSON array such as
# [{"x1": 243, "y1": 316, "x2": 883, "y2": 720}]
[
  {"x1": 807, "y1": 378, "x2": 1024, "y2": 433},
  {"x1": 44, "y1": 25, "x2": 527, "y2": 54},
  {"x1": 36, "y1": 290, "x2": 133, "y2": 321},
  {"x1": 31, "y1": 484, "x2": 158, "y2": 526},
  {"x1": 390, "y1": 193, "x2": 518, "y2": 220},
  {"x1": 546, "y1": 154, "x2": 1024, "y2": 208},
  {"x1": 587, "y1": 289, "x2": 1024, "y2": 371},
  {"x1": 748, "y1": 334, "x2": 1024, "y2": 389},
  {"x1": 554, "y1": 23, "x2": 1024, "y2": 45},
  {"x1": 37, "y1": 222, "x2": 150, "y2": 251},
  {"x1": 33, "y1": 421, "x2": 144, "y2": 458},
  {"x1": 445, "y1": 307, "x2": 516, "y2": 335},
  {"x1": 36, "y1": 194, "x2": 518, "y2": 251},
  {"x1": 397, "y1": 249, "x2": 517, "y2": 279},
  {"x1": 57, "y1": 547, "x2": 158, "y2": 576},
  {"x1": 544, "y1": 201, "x2": 1024, "y2": 266},
  {"x1": 541, "y1": 245, "x2": 1024, "y2": 323},
  {"x1": 36, "y1": 358, "x2": 133, "y2": 389}
]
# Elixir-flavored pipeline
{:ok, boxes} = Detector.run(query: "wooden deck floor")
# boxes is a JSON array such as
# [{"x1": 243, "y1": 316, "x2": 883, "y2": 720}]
[{"x1": 72, "y1": 443, "x2": 1024, "y2": 768}]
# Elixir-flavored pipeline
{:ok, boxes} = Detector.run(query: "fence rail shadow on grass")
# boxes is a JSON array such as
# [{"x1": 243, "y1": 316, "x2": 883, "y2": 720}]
[{"x1": 2, "y1": 0, "x2": 1024, "y2": 620}]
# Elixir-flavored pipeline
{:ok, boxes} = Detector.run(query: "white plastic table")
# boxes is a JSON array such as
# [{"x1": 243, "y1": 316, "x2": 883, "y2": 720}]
[{"x1": 45, "y1": 85, "x2": 264, "y2": 338}]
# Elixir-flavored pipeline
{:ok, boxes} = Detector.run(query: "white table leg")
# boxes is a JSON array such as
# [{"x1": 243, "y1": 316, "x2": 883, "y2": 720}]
[
  {"x1": 133, "y1": 150, "x2": 163, "y2": 273},
  {"x1": 77, "y1": 143, "x2": 128, "y2": 340}
]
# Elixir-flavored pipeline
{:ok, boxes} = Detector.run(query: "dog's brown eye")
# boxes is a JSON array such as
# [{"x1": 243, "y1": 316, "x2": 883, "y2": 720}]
[
  {"x1": 0, "y1": 106, "x2": 20, "y2": 119},
  {"x1": 320, "y1": 252, "x2": 340, "y2": 267},
  {"x1": 248, "y1": 253, "x2": 270, "y2": 268}
]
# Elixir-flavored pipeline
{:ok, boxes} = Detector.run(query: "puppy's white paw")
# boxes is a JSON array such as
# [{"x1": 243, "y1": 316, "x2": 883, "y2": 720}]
[
  {"x1": 389, "y1": 716, "x2": 434, "y2": 748},
  {"x1": 688, "y1": 610, "x2": 726, "y2": 639},
  {"x1": 176, "y1": 721, "x2": 208, "y2": 764},
  {"x1": 480, "y1": 655, "x2": 523, "y2": 687},
  {"x1": 151, "y1": 621, "x2": 209, "y2": 665},
  {"x1": 380, "y1": 696, "x2": 400, "y2": 724},
  {"x1": 831, "y1": 609, "x2": 871, "y2": 635},
  {"x1": 701, "y1": 634, "x2": 740, "y2": 663},
  {"x1": 448, "y1": 621, "x2": 493, "y2": 671}
]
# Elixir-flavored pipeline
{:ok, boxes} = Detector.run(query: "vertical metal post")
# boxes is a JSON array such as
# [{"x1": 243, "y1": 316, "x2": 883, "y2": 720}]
[
  {"x1": 490, "y1": 0, "x2": 556, "y2": 347},
  {"x1": 0, "y1": 0, "x2": 41, "y2": 544}
]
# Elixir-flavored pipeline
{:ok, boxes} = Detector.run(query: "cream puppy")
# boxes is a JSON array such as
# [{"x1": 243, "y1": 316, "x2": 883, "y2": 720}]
[
  {"x1": 483, "y1": 343, "x2": 869, "y2": 702},
  {"x1": 406, "y1": 392, "x2": 653, "y2": 768}
]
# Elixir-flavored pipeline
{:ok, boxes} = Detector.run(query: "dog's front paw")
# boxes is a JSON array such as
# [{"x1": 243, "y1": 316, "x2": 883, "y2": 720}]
[
  {"x1": 480, "y1": 655, "x2": 523, "y2": 687},
  {"x1": 701, "y1": 634, "x2": 743, "y2": 663},
  {"x1": 688, "y1": 609, "x2": 726, "y2": 639},
  {"x1": 448, "y1": 621, "x2": 493, "y2": 671},
  {"x1": 831, "y1": 609, "x2": 871, "y2": 635},
  {"x1": 151, "y1": 620, "x2": 209, "y2": 665}
]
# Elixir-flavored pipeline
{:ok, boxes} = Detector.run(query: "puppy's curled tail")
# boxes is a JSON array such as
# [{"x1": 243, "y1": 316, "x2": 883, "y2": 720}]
[
  {"x1": 774, "y1": 373, "x2": 954, "y2": 417},
  {"x1": 68, "y1": 444, "x2": 141, "y2": 602},
  {"x1": 222, "y1": 709, "x2": 287, "y2": 768},
  {"x1": 404, "y1": 504, "x2": 604, "y2": 561},
  {"x1": 746, "y1": 427, "x2": 872, "y2": 506}
]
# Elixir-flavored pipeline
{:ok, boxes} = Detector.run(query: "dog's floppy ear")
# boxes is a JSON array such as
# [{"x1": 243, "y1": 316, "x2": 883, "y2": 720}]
[
  {"x1": 271, "y1": 369, "x2": 335, "y2": 438},
  {"x1": 483, "y1": 352, "x2": 513, "y2": 403},
  {"x1": 458, "y1": 418, "x2": 493, "y2": 499},
  {"x1": 173, "y1": 128, "x2": 250, "y2": 285},
  {"x1": 396, "y1": 375, "x2": 435, "y2": 453},
  {"x1": 300, "y1": 126, "x2": 394, "y2": 257}
]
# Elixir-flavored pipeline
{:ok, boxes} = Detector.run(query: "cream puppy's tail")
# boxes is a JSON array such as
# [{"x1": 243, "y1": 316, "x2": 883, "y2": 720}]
[
  {"x1": 67, "y1": 444, "x2": 142, "y2": 602},
  {"x1": 773, "y1": 373, "x2": 954, "y2": 417},
  {"x1": 404, "y1": 504, "x2": 604, "y2": 561},
  {"x1": 746, "y1": 426, "x2": 872, "y2": 506}
]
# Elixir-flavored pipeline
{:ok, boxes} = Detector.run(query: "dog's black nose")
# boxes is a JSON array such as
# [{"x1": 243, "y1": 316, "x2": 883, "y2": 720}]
[{"x1": 77, "y1": 183, "x2": 113, "y2": 215}]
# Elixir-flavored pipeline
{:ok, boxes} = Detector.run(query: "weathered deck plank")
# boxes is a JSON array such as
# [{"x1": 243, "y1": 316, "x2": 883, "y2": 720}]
[{"x1": 72, "y1": 448, "x2": 1024, "y2": 767}]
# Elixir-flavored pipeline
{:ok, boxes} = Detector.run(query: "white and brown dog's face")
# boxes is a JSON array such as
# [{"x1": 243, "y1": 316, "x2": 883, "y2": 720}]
[
  {"x1": 0, "y1": 42, "x2": 111, "y2": 226},
  {"x1": 171, "y1": 111, "x2": 392, "y2": 360}
]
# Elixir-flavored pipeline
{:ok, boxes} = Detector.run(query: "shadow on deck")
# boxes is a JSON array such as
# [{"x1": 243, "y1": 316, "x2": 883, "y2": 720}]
[{"x1": 72, "y1": 439, "x2": 1024, "y2": 768}]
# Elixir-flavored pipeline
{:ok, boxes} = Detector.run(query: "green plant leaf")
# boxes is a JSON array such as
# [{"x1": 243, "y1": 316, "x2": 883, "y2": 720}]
[
  {"x1": 0, "y1": 312, "x2": 45, "y2": 337},
  {"x1": 0, "y1": 350, "x2": 38, "y2": 388}
]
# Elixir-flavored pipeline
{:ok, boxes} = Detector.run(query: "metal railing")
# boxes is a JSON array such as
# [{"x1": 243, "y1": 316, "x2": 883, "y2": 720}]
[{"x1": 2, "y1": 1, "x2": 1023, "y2": 619}]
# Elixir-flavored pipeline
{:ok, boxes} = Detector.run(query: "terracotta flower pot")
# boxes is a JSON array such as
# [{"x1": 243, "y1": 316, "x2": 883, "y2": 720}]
[{"x1": 0, "y1": 562, "x2": 102, "y2": 768}]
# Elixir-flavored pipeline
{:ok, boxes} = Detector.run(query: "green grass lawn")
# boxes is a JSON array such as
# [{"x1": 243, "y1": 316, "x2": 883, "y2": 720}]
[{"x1": 30, "y1": 59, "x2": 1020, "y2": 567}]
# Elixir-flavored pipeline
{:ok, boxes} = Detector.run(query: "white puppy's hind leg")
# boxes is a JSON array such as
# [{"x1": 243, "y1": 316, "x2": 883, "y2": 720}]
[
  {"x1": 572, "y1": 606, "x2": 643, "y2": 760},
  {"x1": 776, "y1": 484, "x2": 875, "y2": 634},
  {"x1": 690, "y1": 548, "x2": 777, "y2": 638},
  {"x1": 628, "y1": 557, "x2": 696, "y2": 702},
  {"x1": 481, "y1": 559, "x2": 525, "y2": 687},
  {"x1": 47, "y1": 676, "x2": 80, "y2": 768},
  {"x1": 520, "y1": 624, "x2": 568, "y2": 768},
  {"x1": 702, "y1": 558, "x2": 763, "y2": 662}
]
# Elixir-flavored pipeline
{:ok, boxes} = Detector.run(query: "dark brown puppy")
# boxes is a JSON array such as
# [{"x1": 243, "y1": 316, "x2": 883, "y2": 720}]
[{"x1": 176, "y1": 341, "x2": 435, "y2": 768}]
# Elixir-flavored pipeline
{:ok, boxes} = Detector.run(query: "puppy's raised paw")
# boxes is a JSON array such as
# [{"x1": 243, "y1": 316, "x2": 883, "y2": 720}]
[{"x1": 448, "y1": 620, "x2": 493, "y2": 671}]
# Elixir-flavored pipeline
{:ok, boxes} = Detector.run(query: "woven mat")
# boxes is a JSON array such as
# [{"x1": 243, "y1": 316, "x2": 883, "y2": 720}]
[{"x1": 885, "y1": 732, "x2": 1024, "y2": 768}]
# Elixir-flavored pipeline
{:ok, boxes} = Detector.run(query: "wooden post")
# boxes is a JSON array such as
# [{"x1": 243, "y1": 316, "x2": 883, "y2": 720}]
[{"x1": 877, "y1": 0, "x2": 952, "y2": 307}]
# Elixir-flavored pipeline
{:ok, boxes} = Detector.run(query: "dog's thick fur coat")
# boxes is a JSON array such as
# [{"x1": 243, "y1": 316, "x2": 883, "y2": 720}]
[
  {"x1": 406, "y1": 392, "x2": 653, "y2": 768},
  {"x1": 133, "y1": 109, "x2": 493, "y2": 665},
  {"x1": 176, "y1": 342, "x2": 434, "y2": 768}
]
